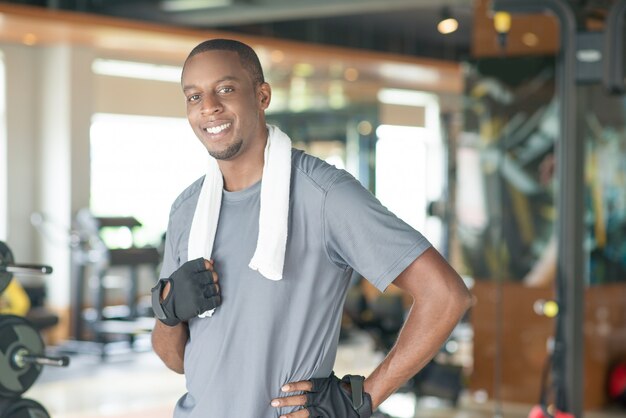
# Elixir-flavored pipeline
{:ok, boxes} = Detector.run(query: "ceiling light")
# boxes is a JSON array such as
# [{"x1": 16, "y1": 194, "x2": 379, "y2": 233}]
[
  {"x1": 493, "y1": 11, "x2": 512, "y2": 34},
  {"x1": 437, "y1": 7, "x2": 458, "y2": 35},
  {"x1": 22, "y1": 33, "x2": 37, "y2": 46},
  {"x1": 293, "y1": 63, "x2": 314, "y2": 78},
  {"x1": 161, "y1": 0, "x2": 239, "y2": 12},
  {"x1": 522, "y1": 32, "x2": 539, "y2": 47},
  {"x1": 377, "y1": 88, "x2": 438, "y2": 108},
  {"x1": 344, "y1": 68, "x2": 359, "y2": 81},
  {"x1": 92, "y1": 59, "x2": 182, "y2": 83},
  {"x1": 493, "y1": 11, "x2": 512, "y2": 50},
  {"x1": 270, "y1": 50, "x2": 284, "y2": 63}
]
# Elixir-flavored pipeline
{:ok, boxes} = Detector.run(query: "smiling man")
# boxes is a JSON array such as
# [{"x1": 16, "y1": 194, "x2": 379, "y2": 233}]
[{"x1": 150, "y1": 38, "x2": 471, "y2": 418}]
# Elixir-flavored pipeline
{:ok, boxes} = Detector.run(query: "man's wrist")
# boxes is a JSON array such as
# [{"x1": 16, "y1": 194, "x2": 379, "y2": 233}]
[{"x1": 151, "y1": 279, "x2": 179, "y2": 326}]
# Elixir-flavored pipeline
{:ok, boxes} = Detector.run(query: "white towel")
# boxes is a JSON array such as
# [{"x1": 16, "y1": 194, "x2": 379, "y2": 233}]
[{"x1": 188, "y1": 124, "x2": 292, "y2": 317}]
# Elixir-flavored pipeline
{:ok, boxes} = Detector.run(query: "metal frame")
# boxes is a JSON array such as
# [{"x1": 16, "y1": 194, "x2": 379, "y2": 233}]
[
  {"x1": 604, "y1": 0, "x2": 626, "y2": 94},
  {"x1": 491, "y1": 1, "x2": 583, "y2": 416}
]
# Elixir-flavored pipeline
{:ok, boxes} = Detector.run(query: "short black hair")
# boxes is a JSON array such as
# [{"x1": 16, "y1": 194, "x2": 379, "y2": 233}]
[{"x1": 184, "y1": 38, "x2": 265, "y2": 85}]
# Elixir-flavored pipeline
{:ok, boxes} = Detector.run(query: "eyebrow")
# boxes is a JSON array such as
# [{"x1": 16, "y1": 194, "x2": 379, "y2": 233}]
[{"x1": 182, "y1": 76, "x2": 241, "y2": 92}]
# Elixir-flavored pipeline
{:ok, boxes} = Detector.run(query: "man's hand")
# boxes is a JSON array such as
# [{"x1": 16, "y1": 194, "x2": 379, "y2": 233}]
[
  {"x1": 271, "y1": 372, "x2": 372, "y2": 418},
  {"x1": 151, "y1": 258, "x2": 221, "y2": 326}
]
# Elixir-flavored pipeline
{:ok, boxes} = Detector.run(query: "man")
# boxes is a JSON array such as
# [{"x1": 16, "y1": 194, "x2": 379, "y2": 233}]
[{"x1": 151, "y1": 38, "x2": 471, "y2": 418}]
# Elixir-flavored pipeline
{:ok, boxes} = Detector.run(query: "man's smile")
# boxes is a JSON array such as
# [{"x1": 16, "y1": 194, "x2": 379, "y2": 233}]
[{"x1": 204, "y1": 122, "x2": 232, "y2": 135}]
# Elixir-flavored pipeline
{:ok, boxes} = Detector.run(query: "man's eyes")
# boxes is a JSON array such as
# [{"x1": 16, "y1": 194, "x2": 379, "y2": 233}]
[{"x1": 186, "y1": 87, "x2": 233, "y2": 102}]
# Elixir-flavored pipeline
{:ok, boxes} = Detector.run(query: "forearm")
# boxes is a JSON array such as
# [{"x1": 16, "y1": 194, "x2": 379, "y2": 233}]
[
  {"x1": 363, "y1": 297, "x2": 466, "y2": 407},
  {"x1": 152, "y1": 320, "x2": 189, "y2": 374},
  {"x1": 363, "y1": 249, "x2": 471, "y2": 409}
]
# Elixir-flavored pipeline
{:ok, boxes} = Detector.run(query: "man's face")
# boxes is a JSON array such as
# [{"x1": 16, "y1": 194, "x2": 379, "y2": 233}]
[{"x1": 181, "y1": 50, "x2": 270, "y2": 161}]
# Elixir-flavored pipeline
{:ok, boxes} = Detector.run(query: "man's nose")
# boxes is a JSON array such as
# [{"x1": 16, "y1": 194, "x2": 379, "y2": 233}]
[{"x1": 201, "y1": 95, "x2": 222, "y2": 114}]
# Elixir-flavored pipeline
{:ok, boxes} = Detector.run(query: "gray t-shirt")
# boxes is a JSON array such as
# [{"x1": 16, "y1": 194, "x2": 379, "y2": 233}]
[{"x1": 160, "y1": 149, "x2": 431, "y2": 418}]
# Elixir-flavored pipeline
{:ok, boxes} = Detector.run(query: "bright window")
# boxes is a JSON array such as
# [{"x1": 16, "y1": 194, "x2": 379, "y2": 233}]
[
  {"x1": 375, "y1": 125, "x2": 428, "y2": 231},
  {"x1": 375, "y1": 124, "x2": 443, "y2": 248},
  {"x1": 90, "y1": 113, "x2": 207, "y2": 247},
  {"x1": 375, "y1": 89, "x2": 444, "y2": 248}
]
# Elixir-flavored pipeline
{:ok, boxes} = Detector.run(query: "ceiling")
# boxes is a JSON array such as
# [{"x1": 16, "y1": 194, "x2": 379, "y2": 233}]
[
  {"x1": 0, "y1": 0, "x2": 617, "y2": 116},
  {"x1": 0, "y1": 0, "x2": 620, "y2": 63},
  {"x1": 0, "y1": 0, "x2": 475, "y2": 61}
]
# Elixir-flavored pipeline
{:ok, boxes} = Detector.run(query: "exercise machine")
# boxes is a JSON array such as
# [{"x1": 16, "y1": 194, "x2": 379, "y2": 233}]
[{"x1": 34, "y1": 209, "x2": 160, "y2": 358}]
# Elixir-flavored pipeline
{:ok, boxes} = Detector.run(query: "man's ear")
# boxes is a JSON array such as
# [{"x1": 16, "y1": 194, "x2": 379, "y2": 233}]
[{"x1": 258, "y1": 82, "x2": 272, "y2": 110}]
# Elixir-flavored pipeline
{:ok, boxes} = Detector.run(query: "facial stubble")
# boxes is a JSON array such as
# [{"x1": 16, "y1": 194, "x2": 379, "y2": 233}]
[{"x1": 207, "y1": 137, "x2": 244, "y2": 160}]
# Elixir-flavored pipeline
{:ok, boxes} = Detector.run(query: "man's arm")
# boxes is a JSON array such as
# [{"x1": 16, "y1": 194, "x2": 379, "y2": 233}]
[
  {"x1": 272, "y1": 246, "x2": 471, "y2": 416},
  {"x1": 152, "y1": 320, "x2": 188, "y2": 374},
  {"x1": 151, "y1": 258, "x2": 220, "y2": 374},
  {"x1": 152, "y1": 279, "x2": 189, "y2": 374},
  {"x1": 363, "y1": 246, "x2": 471, "y2": 409}
]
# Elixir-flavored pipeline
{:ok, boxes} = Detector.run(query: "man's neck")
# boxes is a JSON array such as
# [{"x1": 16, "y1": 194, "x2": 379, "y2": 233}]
[
  {"x1": 220, "y1": 159, "x2": 263, "y2": 191},
  {"x1": 218, "y1": 130, "x2": 268, "y2": 192}
]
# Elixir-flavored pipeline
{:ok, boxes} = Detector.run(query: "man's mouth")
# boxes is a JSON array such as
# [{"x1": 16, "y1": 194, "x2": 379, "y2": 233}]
[{"x1": 204, "y1": 123, "x2": 231, "y2": 135}]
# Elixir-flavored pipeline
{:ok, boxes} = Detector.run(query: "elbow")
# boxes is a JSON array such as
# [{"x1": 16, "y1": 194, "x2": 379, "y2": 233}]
[
  {"x1": 167, "y1": 362, "x2": 185, "y2": 375},
  {"x1": 151, "y1": 327, "x2": 186, "y2": 374},
  {"x1": 154, "y1": 344, "x2": 185, "y2": 374},
  {"x1": 455, "y1": 279, "x2": 473, "y2": 317},
  {"x1": 461, "y1": 287, "x2": 473, "y2": 313},
  {"x1": 440, "y1": 274, "x2": 472, "y2": 321}
]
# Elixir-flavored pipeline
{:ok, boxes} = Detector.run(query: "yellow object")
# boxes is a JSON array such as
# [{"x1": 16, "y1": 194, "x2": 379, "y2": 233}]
[
  {"x1": 543, "y1": 300, "x2": 559, "y2": 318},
  {"x1": 0, "y1": 278, "x2": 31, "y2": 316},
  {"x1": 494, "y1": 12, "x2": 512, "y2": 34}
]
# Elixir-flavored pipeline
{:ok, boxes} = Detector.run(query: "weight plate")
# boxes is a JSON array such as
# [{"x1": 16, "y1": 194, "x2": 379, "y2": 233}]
[
  {"x1": 0, "y1": 315, "x2": 44, "y2": 397},
  {"x1": 0, "y1": 397, "x2": 50, "y2": 418},
  {"x1": 0, "y1": 242, "x2": 14, "y2": 295}
]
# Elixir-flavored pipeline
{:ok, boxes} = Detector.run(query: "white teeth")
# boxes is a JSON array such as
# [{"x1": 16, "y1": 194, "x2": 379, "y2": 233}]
[{"x1": 205, "y1": 123, "x2": 231, "y2": 134}]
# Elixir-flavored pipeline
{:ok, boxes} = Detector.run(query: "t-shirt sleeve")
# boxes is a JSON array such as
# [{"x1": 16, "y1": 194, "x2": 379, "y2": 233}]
[{"x1": 323, "y1": 172, "x2": 432, "y2": 292}]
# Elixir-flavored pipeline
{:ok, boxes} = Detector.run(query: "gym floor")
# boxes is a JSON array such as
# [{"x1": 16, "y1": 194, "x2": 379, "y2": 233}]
[{"x1": 22, "y1": 332, "x2": 625, "y2": 418}]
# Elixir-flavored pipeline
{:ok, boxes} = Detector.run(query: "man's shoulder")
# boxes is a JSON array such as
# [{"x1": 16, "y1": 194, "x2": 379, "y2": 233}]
[
  {"x1": 170, "y1": 175, "x2": 204, "y2": 215},
  {"x1": 291, "y1": 148, "x2": 350, "y2": 192}
]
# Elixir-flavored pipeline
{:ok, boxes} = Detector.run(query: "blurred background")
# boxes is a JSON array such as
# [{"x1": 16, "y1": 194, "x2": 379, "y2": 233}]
[{"x1": 0, "y1": 0, "x2": 625, "y2": 417}]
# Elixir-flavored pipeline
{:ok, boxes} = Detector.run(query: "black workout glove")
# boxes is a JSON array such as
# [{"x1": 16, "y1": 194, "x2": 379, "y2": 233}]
[
  {"x1": 306, "y1": 372, "x2": 373, "y2": 418},
  {"x1": 151, "y1": 258, "x2": 221, "y2": 326}
]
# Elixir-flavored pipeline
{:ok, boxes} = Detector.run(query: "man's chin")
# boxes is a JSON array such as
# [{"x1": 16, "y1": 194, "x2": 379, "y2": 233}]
[{"x1": 207, "y1": 141, "x2": 243, "y2": 161}]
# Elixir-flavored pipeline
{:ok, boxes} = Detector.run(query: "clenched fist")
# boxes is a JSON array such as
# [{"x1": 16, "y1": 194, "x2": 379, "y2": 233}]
[{"x1": 151, "y1": 258, "x2": 221, "y2": 326}]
